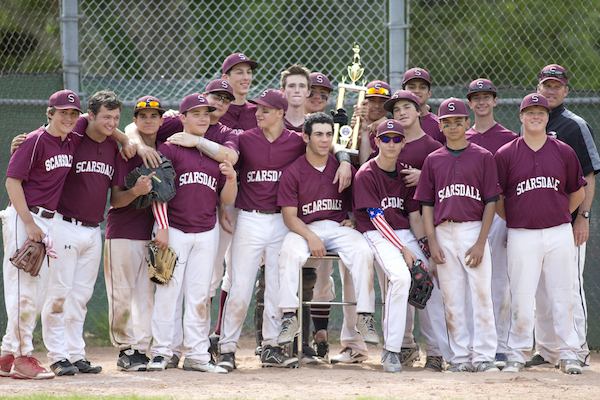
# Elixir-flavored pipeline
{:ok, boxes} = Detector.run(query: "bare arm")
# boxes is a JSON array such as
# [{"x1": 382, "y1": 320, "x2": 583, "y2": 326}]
[
  {"x1": 422, "y1": 205, "x2": 445, "y2": 265},
  {"x1": 218, "y1": 153, "x2": 238, "y2": 206},
  {"x1": 408, "y1": 210, "x2": 426, "y2": 240},
  {"x1": 573, "y1": 173, "x2": 594, "y2": 246},
  {"x1": 495, "y1": 195, "x2": 506, "y2": 221},
  {"x1": 282, "y1": 206, "x2": 326, "y2": 257},
  {"x1": 569, "y1": 186, "x2": 585, "y2": 214},
  {"x1": 6, "y1": 178, "x2": 44, "y2": 241},
  {"x1": 124, "y1": 122, "x2": 162, "y2": 168}
]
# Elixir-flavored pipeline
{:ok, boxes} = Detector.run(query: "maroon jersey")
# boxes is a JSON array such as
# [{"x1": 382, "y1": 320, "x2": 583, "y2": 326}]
[
  {"x1": 158, "y1": 142, "x2": 225, "y2": 233},
  {"x1": 495, "y1": 137, "x2": 586, "y2": 229},
  {"x1": 278, "y1": 154, "x2": 353, "y2": 224},
  {"x1": 158, "y1": 117, "x2": 239, "y2": 152},
  {"x1": 219, "y1": 102, "x2": 258, "y2": 134},
  {"x1": 235, "y1": 127, "x2": 305, "y2": 211},
  {"x1": 105, "y1": 155, "x2": 154, "y2": 240},
  {"x1": 284, "y1": 118, "x2": 303, "y2": 133},
  {"x1": 397, "y1": 134, "x2": 443, "y2": 170},
  {"x1": 415, "y1": 142, "x2": 502, "y2": 226},
  {"x1": 353, "y1": 159, "x2": 420, "y2": 233},
  {"x1": 421, "y1": 112, "x2": 445, "y2": 144},
  {"x1": 7, "y1": 120, "x2": 85, "y2": 211},
  {"x1": 466, "y1": 123, "x2": 517, "y2": 155},
  {"x1": 57, "y1": 133, "x2": 119, "y2": 223}
]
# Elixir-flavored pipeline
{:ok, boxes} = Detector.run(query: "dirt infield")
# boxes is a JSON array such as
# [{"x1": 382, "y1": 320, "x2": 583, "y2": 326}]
[{"x1": 3, "y1": 335, "x2": 599, "y2": 400}]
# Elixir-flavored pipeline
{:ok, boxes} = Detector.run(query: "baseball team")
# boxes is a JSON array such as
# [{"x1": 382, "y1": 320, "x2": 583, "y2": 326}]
[{"x1": 0, "y1": 51, "x2": 598, "y2": 379}]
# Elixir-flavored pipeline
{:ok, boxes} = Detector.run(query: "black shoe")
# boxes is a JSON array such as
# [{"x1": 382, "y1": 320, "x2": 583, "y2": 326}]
[
  {"x1": 50, "y1": 359, "x2": 78, "y2": 376},
  {"x1": 117, "y1": 349, "x2": 146, "y2": 372},
  {"x1": 209, "y1": 334, "x2": 219, "y2": 362},
  {"x1": 525, "y1": 353, "x2": 550, "y2": 368},
  {"x1": 260, "y1": 345, "x2": 298, "y2": 368},
  {"x1": 73, "y1": 359, "x2": 102, "y2": 374},
  {"x1": 217, "y1": 352, "x2": 236, "y2": 371}
]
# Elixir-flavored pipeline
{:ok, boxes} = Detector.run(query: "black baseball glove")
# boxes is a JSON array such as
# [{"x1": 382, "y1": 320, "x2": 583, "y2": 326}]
[
  {"x1": 408, "y1": 259, "x2": 433, "y2": 309},
  {"x1": 125, "y1": 152, "x2": 176, "y2": 209}
]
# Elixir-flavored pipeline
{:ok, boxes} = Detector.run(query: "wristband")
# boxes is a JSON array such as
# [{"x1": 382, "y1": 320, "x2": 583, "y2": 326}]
[
  {"x1": 335, "y1": 150, "x2": 351, "y2": 164},
  {"x1": 418, "y1": 236, "x2": 431, "y2": 259}
]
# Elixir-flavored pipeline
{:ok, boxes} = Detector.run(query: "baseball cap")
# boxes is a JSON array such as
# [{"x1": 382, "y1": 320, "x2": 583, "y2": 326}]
[
  {"x1": 402, "y1": 67, "x2": 431, "y2": 88},
  {"x1": 466, "y1": 78, "x2": 497, "y2": 100},
  {"x1": 249, "y1": 89, "x2": 288, "y2": 112},
  {"x1": 309, "y1": 72, "x2": 333, "y2": 92},
  {"x1": 438, "y1": 98, "x2": 469, "y2": 120},
  {"x1": 376, "y1": 119, "x2": 405, "y2": 138},
  {"x1": 366, "y1": 81, "x2": 391, "y2": 99},
  {"x1": 520, "y1": 93, "x2": 550, "y2": 113},
  {"x1": 134, "y1": 96, "x2": 165, "y2": 116},
  {"x1": 49, "y1": 90, "x2": 82, "y2": 113},
  {"x1": 179, "y1": 93, "x2": 216, "y2": 114},
  {"x1": 205, "y1": 79, "x2": 236, "y2": 101},
  {"x1": 383, "y1": 90, "x2": 421, "y2": 112},
  {"x1": 538, "y1": 64, "x2": 568, "y2": 86},
  {"x1": 222, "y1": 52, "x2": 259, "y2": 75}
]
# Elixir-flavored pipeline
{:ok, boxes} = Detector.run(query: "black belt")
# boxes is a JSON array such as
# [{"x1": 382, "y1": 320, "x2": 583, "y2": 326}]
[
  {"x1": 62, "y1": 216, "x2": 100, "y2": 228},
  {"x1": 29, "y1": 206, "x2": 55, "y2": 219},
  {"x1": 243, "y1": 209, "x2": 281, "y2": 215}
]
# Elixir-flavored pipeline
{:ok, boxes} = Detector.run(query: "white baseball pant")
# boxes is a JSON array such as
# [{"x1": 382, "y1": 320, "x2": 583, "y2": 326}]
[
  {"x1": 488, "y1": 213, "x2": 510, "y2": 354},
  {"x1": 209, "y1": 204, "x2": 238, "y2": 298}
]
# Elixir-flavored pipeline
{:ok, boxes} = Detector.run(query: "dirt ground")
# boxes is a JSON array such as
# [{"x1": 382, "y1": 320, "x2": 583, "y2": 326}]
[{"x1": 3, "y1": 335, "x2": 600, "y2": 400}]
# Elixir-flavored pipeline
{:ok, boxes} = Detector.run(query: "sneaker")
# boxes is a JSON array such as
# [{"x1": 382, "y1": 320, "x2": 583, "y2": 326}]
[
  {"x1": 278, "y1": 315, "x2": 299, "y2": 345},
  {"x1": 166, "y1": 354, "x2": 180, "y2": 369},
  {"x1": 11, "y1": 356, "x2": 55, "y2": 379},
  {"x1": 400, "y1": 346, "x2": 421, "y2": 366},
  {"x1": 475, "y1": 361, "x2": 500, "y2": 373},
  {"x1": 183, "y1": 358, "x2": 227, "y2": 373},
  {"x1": 355, "y1": 313, "x2": 379, "y2": 345},
  {"x1": 578, "y1": 360, "x2": 591, "y2": 371},
  {"x1": 73, "y1": 359, "x2": 102, "y2": 374},
  {"x1": 217, "y1": 352, "x2": 236, "y2": 372},
  {"x1": 494, "y1": 353, "x2": 507, "y2": 369},
  {"x1": 50, "y1": 359, "x2": 79, "y2": 376},
  {"x1": 0, "y1": 354, "x2": 14, "y2": 377},
  {"x1": 424, "y1": 356, "x2": 444, "y2": 372},
  {"x1": 295, "y1": 344, "x2": 319, "y2": 365},
  {"x1": 209, "y1": 334, "x2": 219, "y2": 361},
  {"x1": 255, "y1": 345, "x2": 262, "y2": 356},
  {"x1": 525, "y1": 353, "x2": 549, "y2": 367},
  {"x1": 313, "y1": 330, "x2": 329, "y2": 361},
  {"x1": 381, "y1": 350, "x2": 402, "y2": 373},
  {"x1": 444, "y1": 363, "x2": 472, "y2": 373},
  {"x1": 147, "y1": 355, "x2": 168, "y2": 371},
  {"x1": 260, "y1": 345, "x2": 298, "y2": 368},
  {"x1": 330, "y1": 347, "x2": 368, "y2": 364},
  {"x1": 559, "y1": 359, "x2": 582, "y2": 375},
  {"x1": 117, "y1": 349, "x2": 146, "y2": 372},
  {"x1": 503, "y1": 361, "x2": 524, "y2": 373}
]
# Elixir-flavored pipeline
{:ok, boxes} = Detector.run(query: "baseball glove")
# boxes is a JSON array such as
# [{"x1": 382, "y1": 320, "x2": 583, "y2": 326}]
[
  {"x1": 10, "y1": 239, "x2": 46, "y2": 277},
  {"x1": 125, "y1": 152, "x2": 176, "y2": 209},
  {"x1": 408, "y1": 259, "x2": 433, "y2": 309},
  {"x1": 146, "y1": 241, "x2": 178, "y2": 285}
]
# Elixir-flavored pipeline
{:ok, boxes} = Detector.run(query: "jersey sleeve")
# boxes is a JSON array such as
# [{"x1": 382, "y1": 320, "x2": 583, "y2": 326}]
[
  {"x1": 353, "y1": 170, "x2": 382, "y2": 211},
  {"x1": 481, "y1": 152, "x2": 502, "y2": 201},
  {"x1": 6, "y1": 134, "x2": 40, "y2": 181},
  {"x1": 414, "y1": 156, "x2": 436, "y2": 203},
  {"x1": 564, "y1": 145, "x2": 587, "y2": 193},
  {"x1": 156, "y1": 116, "x2": 184, "y2": 143},
  {"x1": 277, "y1": 167, "x2": 299, "y2": 208},
  {"x1": 494, "y1": 150, "x2": 508, "y2": 194}
]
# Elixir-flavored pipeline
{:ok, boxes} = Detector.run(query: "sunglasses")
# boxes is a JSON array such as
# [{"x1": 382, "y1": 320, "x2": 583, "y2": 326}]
[
  {"x1": 469, "y1": 83, "x2": 495, "y2": 92},
  {"x1": 308, "y1": 92, "x2": 329, "y2": 101},
  {"x1": 210, "y1": 93, "x2": 232, "y2": 103},
  {"x1": 540, "y1": 70, "x2": 567, "y2": 79},
  {"x1": 136, "y1": 100, "x2": 160, "y2": 108},
  {"x1": 367, "y1": 87, "x2": 390, "y2": 96},
  {"x1": 379, "y1": 135, "x2": 402, "y2": 143}
]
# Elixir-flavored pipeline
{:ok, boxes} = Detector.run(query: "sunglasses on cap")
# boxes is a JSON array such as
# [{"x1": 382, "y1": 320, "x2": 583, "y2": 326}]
[
  {"x1": 469, "y1": 83, "x2": 495, "y2": 92},
  {"x1": 136, "y1": 100, "x2": 160, "y2": 108},
  {"x1": 209, "y1": 93, "x2": 231, "y2": 103},
  {"x1": 540, "y1": 70, "x2": 567, "y2": 79},
  {"x1": 380, "y1": 135, "x2": 402, "y2": 143},
  {"x1": 308, "y1": 92, "x2": 329, "y2": 101},
  {"x1": 367, "y1": 87, "x2": 390, "y2": 96}
]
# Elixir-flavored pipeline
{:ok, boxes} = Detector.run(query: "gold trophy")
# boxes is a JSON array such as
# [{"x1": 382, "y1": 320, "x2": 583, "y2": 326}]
[{"x1": 333, "y1": 44, "x2": 368, "y2": 153}]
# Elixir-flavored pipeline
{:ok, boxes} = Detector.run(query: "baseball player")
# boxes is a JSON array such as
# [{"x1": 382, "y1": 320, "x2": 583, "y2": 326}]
[
  {"x1": 465, "y1": 78, "x2": 517, "y2": 369},
  {"x1": 402, "y1": 67, "x2": 445, "y2": 144},
  {"x1": 528, "y1": 64, "x2": 600, "y2": 370},
  {"x1": 415, "y1": 98, "x2": 501, "y2": 373},
  {"x1": 147, "y1": 94, "x2": 237, "y2": 374},
  {"x1": 281, "y1": 64, "x2": 311, "y2": 132},
  {"x1": 304, "y1": 72, "x2": 333, "y2": 114},
  {"x1": 276, "y1": 112, "x2": 378, "y2": 359},
  {"x1": 495, "y1": 93, "x2": 586, "y2": 374},
  {"x1": 354, "y1": 80, "x2": 392, "y2": 165},
  {"x1": 0, "y1": 90, "x2": 83, "y2": 380},
  {"x1": 220, "y1": 52, "x2": 259, "y2": 134}
]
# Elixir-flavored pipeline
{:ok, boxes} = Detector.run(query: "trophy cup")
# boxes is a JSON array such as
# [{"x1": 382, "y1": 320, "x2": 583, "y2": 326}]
[{"x1": 333, "y1": 44, "x2": 368, "y2": 153}]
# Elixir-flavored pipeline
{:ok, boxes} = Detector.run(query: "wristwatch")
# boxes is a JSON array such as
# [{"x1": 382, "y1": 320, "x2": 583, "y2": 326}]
[{"x1": 578, "y1": 210, "x2": 591, "y2": 218}]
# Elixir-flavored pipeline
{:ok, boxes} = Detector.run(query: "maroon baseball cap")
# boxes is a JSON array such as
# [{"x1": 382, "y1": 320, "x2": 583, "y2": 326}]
[
  {"x1": 402, "y1": 67, "x2": 431, "y2": 88},
  {"x1": 205, "y1": 79, "x2": 236, "y2": 101},
  {"x1": 538, "y1": 64, "x2": 568, "y2": 86},
  {"x1": 366, "y1": 81, "x2": 392, "y2": 99},
  {"x1": 49, "y1": 90, "x2": 82, "y2": 113},
  {"x1": 466, "y1": 78, "x2": 497, "y2": 100},
  {"x1": 520, "y1": 93, "x2": 550, "y2": 112},
  {"x1": 134, "y1": 96, "x2": 165, "y2": 115},
  {"x1": 383, "y1": 90, "x2": 421, "y2": 112},
  {"x1": 309, "y1": 72, "x2": 333, "y2": 92},
  {"x1": 376, "y1": 119, "x2": 405, "y2": 138},
  {"x1": 222, "y1": 52, "x2": 259, "y2": 75},
  {"x1": 179, "y1": 93, "x2": 216, "y2": 114},
  {"x1": 249, "y1": 89, "x2": 288, "y2": 112},
  {"x1": 438, "y1": 98, "x2": 469, "y2": 120}
]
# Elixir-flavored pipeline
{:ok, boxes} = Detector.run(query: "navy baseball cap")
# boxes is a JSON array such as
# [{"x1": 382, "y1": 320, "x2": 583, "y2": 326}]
[
  {"x1": 466, "y1": 78, "x2": 497, "y2": 100},
  {"x1": 383, "y1": 90, "x2": 421, "y2": 112},
  {"x1": 366, "y1": 81, "x2": 391, "y2": 99},
  {"x1": 402, "y1": 67, "x2": 431, "y2": 88},
  {"x1": 134, "y1": 96, "x2": 165, "y2": 116},
  {"x1": 376, "y1": 119, "x2": 405, "y2": 138},
  {"x1": 205, "y1": 79, "x2": 236, "y2": 101},
  {"x1": 249, "y1": 89, "x2": 288, "y2": 112},
  {"x1": 222, "y1": 52, "x2": 259, "y2": 75},
  {"x1": 520, "y1": 93, "x2": 550, "y2": 113},
  {"x1": 438, "y1": 98, "x2": 469, "y2": 120},
  {"x1": 309, "y1": 72, "x2": 333, "y2": 92},
  {"x1": 49, "y1": 90, "x2": 82, "y2": 113},
  {"x1": 539, "y1": 64, "x2": 568, "y2": 86},
  {"x1": 179, "y1": 93, "x2": 216, "y2": 114}
]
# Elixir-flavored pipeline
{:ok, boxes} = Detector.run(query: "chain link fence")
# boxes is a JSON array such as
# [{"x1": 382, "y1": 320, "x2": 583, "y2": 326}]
[{"x1": 1, "y1": 0, "x2": 600, "y2": 349}]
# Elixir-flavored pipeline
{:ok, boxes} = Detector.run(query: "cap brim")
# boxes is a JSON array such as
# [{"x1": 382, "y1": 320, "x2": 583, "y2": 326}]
[
  {"x1": 366, "y1": 94, "x2": 391, "y2": 99},
  {"x1": 208, "y1": 90, "x2": 236, "y2": 101},
  {"x1": 54, "y1": 105, "x2": 82, "y2": 113},
  {"x1": 135, "y1": 106, "x2": 165, "y2": 114},
  {"x1": 520, "y1": 104, "x2": 551, "y2": 113},
  {"x1": 466, "y1": 90, "x2": 497, "y2": 100},
  {"x1": 438, "y1": 113, "x2": 469, "y2": 120},
  {"x1": 248, "y1": 98, "x2": 283, "y2": 110},
  {"x1": 539, "y1": 77, "x2": 567, "y2": 86},
  {"x1": 376, "y1": 131, "x2": 405, "y2": 138},
  {"x1": 186, "y1": 105, "x2": 217, "y2": 113}
]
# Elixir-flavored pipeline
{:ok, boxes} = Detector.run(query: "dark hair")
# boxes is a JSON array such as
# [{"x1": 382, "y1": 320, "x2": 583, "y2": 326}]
[
  {"x1": 280, "y1": 64, "x2": 311, "y2": 90},
  {"x1": 303, "y1": 112, "x2": 333, "y2": 136},
  {"x1": 88, "y1": 90, "x2": 123, "y2": 116}
]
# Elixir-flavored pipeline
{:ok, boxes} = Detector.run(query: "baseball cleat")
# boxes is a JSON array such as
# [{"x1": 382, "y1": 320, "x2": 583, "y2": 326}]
[
  {"x1": 525, "y1": 353, "x2": 549, "y2": 367},
  {"x1": 277, "y1": 315, "x2": 299, "y2": 345},
  {"x1": 355, "y1": 313, "x2": 379, "y2": 345},
  {"x1": 260, "y1": 345, "x2": 298, "y2": 368},
  {"x1": 424, "y1": 356, "x2": 444, "y2": 372},
  {"x1": 50, "y1": 359, "x2": 79, "y2": 376},
  {"x1": 147, "y1": 355, "x2": 168, "y2": 371},
  {"x1": 166, "y1": 354, "x2": 179, "y2": 369},
  {"x1": 444, "y1": 363, "x2": 472, "y2": 373},
  {"x1": 313, "y1": 329, "x2": 329, "y2": 361},
  {"x1": 330, "y1": 347, "x2": 368, "y2": 364},
  {"x1": 400, "y1": 345, "x2": 421, "y2": 366},
  {"x1": 559, "y1": 359, "x2": 582, "y2": 375},
  {"x1": 183, "y1": 358, "x2": 227, "y2": 374},
  {"x1": 208, "y1": 334, "x2": 219, "y2": 362},
  {"x1": 502, "y1": 361, "x2": 524, "y2": 373},
  {"x1": 217, "y1": 352, "x2": 236, "y2": 371},
  {"x1": 475, "y1": 361, "x2": 500, "y2": 373},
  {"x1": 11, "y1": 356, "x2": 55, "y2": 379},
  {"x1": 0, "y1": 354, "x2": 14, "y2": 377},
  {"x1": 73, "y1": 359, "x2": 102, "y2": 374},
  {"x1": 381, "y1": 350, "x2": 402, "y2": 373},
  {"x1": 117, "y1": 349, "x2": 147, "y2": 372}
]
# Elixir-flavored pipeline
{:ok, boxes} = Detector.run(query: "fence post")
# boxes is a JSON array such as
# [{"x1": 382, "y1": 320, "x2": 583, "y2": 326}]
[
  {"x1": 388, "y1": 0, "x2": 409, "y2": 90},
  {"x1": 60, "y1": 0, "x2": 81, "y2": 94}
]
